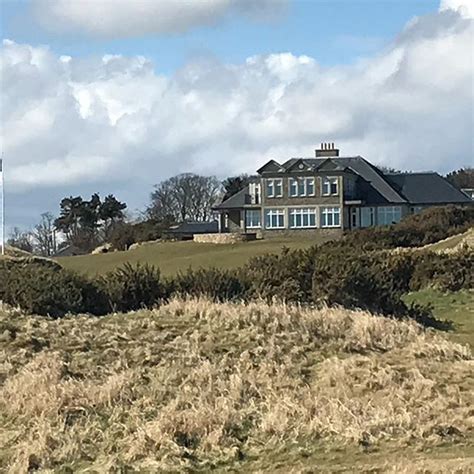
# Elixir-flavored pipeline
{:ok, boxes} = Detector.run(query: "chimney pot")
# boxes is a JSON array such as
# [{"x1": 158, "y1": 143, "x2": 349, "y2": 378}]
[{"x1": 315, "y1": 141, "x2": 340, "y2": 158}]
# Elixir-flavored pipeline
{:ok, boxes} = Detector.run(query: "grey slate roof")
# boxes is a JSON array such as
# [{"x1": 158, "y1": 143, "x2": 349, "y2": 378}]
[
  {"x1": 213, "y1": 186, "x2": 254, "y2": 209},
  {"x1": 385, "y1": 173, "x2": 472, "y2": 204},
  {"x1": 166, "y1": 221, "x2": 219, "y2": 234},
  {"x1": 280, "y1": 156, "x2": 407, "y2": 204},
  {"x1": 215, "y1": 156, "x2": 472, "y2": 209}
]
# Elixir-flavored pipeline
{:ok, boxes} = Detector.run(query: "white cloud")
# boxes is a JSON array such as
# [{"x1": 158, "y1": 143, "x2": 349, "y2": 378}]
[
  {"x1": 33, "y1": 0, "x2": 286, "y2": 37},
  {"x1": 440, "y1": 0, "x2": 474, "y2": 18},
  {"x1": 1, "y1": 2, "x2": 473, "y2": 227}
]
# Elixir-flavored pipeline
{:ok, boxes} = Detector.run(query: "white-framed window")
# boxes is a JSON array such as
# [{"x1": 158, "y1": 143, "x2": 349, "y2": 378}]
[
  {"x1": 265, "y1": 208, "x2": 285, "y2": 229},
  {"x1": 245, "y1": 209, "x2": 261, "y2": 228},
  {"x1": 288, "y1": 177, "x2": 315, "y2": 197},
  {"x1": 249, "y1": 182, "x2": 261, "y2": 204},
  {"x1": 377, "y1": 206, "x2": 402, "y2": 226},
  {"x1": 322, "y1": 177, "x2": 339, "y2": 196},
  {"x1": 266, "y1": 179, "x2": 283, "y2": 198},
  {"x1": 289, "y1": 178, "x2": 298, "y2": 197},
  {"x1": 321, "y1": 207, "x2": 341, "y2": 227},
  {"x1": 289, "y1": 208, "x2": 317, "y2": 228}
]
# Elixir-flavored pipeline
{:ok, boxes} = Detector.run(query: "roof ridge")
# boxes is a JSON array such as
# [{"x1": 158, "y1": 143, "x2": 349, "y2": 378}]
[{"x1": 385, "y1": 171, "x2": 439, "y2": 176}]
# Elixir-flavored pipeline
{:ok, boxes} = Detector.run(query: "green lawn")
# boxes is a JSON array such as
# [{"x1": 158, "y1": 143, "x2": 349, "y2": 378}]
[
  {"x1": 57, "y1": 234, "x2": 335, "y2": 277},
  {"x1": 405, "y1": 289, "x2": 474, "y2": 349}
]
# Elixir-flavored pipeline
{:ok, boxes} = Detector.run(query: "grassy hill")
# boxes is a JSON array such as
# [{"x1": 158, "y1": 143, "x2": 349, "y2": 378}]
[
  {"x1": 1, "y1": 295, "x2": 473, "y2": 472},
  {"x1": 56, "y1": 234, "x2": 336, "y2": 277}
]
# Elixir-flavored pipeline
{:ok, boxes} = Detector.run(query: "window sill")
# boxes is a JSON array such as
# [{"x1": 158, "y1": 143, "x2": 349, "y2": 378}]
[
  {"x1": 321, "y1": 225, "x2": 341, "y2": 228},
  {"x1": 290, "y1": 226, "x2": 318, "y2": 229}
]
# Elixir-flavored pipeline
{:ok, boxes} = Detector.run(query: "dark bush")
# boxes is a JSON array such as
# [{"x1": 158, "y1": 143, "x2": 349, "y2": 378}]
[
  {"x1": 410, "y1": 250, "x2": 474, "y2": 292},
  {"x1": 311, "y1": 251, "x2": 402, "y2": 315},
  {"x1": 0, "y1": 257, "x2": 107, "y2": 317},
  {"x1": 170, "y1": 267, "x2": 250, "y2": 301},
  {"x1": 109, "y1": 218, "x2": 176, "y2": 250},
  {"x1": 99, "y1": 263, "x2": 166, "y2": 312},
  {"x1": 243, "y1": 248, "x2": 313, "y2": 302}
]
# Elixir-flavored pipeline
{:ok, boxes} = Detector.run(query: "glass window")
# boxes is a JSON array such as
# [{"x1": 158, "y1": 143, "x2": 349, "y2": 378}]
[
  {"x1": 249, "y1": 183, "x2": 261, "y2": 204},
  {"x1": 245, "y1": 209, "x2": 261, "y2": 228},
  {"x1": 274, "y1": 179, "x2": 283, "y2": 197},
  {"x1": 377, "y1": 206, "x2": 402, "y2": 226},
  {"x1": 288, "y1": 177, "x2": 315, "y2": 197},
  {"x1": 289, "y1": 178, "x2": 298, "y2": 197},
  {"x1": 266, "y1": 180, "x2": 274, "y2": 198},
  {"x1": 321, "y1": 207, "x2": 341, "y2": 227},
  {"x1": 298, "y1": 180, "x2": 306, "y2": 196},
  {"x1": 267, "y1": 179, "x2": 283, "y2": 198},
  {"x1": 360, "y1": 207, "x2": 374, "y2": 227},
  {"x1": 265, "y1": 209, "x2": 285, "y2": 229},
  {"x1": 322, "y1": 177, "x2": 338, "y2": 196},
  {"x1": 289, "y1": 208, "x2": 317, "y2": 228}
]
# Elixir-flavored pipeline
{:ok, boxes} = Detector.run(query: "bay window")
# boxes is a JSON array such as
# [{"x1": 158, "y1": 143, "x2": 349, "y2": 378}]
[{"x1": 321, "y1": 207, "x2": 341, "y2": 227}]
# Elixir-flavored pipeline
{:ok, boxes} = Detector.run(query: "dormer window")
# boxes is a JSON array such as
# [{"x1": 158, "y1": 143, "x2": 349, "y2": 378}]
[{"x1": 322, "y1": 177, "x2": 338, "y2": 196}]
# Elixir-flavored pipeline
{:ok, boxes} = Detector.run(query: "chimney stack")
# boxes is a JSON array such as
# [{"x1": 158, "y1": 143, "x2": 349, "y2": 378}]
[{"x1": 315, "y1": 142, "x2": 339, "y2": 157}]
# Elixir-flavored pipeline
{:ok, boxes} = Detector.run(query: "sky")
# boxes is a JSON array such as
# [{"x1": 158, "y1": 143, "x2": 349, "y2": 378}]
[{"x1": 0, "y1": 0, "x2": 473, "y2": 230}]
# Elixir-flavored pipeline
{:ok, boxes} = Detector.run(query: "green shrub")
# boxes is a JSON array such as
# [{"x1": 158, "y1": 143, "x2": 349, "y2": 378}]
[
  {"x1": 0, "y1": 258, "x2": 107, "y2": 317},
  {"x1": 170, "y1": 267, "x2": 250, "y2": 301},
  {"x1": 410, "y1": 250, "x2": 474, "y2": 292},
  {"x1": 99, "y1": 263, "x2": 166, "y2": 312},
  {"x1": 243, "y1": 248, "x2": 313, "y2": 302}
]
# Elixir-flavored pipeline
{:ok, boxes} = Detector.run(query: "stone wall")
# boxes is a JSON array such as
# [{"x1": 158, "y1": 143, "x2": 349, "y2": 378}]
[
  {"x1": 193, "y1": 233, "x2": 257, "y2": 244},
  {"x1": 259, "y1": 228, "x2": 342, "y2": 239}
]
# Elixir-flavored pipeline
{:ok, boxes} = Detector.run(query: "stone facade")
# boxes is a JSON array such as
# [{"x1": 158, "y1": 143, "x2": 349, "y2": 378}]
[{"x1": 213, "y1": 145, "x2": 473, "y2": 238}]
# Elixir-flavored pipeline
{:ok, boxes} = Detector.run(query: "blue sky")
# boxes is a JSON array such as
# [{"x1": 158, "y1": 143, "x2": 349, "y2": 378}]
[
  {"x1": 0, "y1": 0, "x2": 472, "y2": 230},
  {"x1": 2, "y1": 0, "x2": 439, "y2": 72}
]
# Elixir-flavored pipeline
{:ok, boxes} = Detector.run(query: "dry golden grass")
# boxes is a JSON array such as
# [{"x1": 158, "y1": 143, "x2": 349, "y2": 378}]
[{"x1": 0, "y1": 299, "x2": 473, "y2": 472}]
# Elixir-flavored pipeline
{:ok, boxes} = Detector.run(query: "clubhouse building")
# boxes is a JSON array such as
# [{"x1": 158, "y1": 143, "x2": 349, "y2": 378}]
[{"x1": 213, "y1": 144, "x2": 472, "y2": 236}]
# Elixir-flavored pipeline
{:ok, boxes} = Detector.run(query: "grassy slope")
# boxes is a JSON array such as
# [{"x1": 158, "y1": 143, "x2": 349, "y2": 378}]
[
  {"x1": 1, "y1": 297, "x2": 473, "y2": 472},
  {"x1": 56, "y1": 234, "x2": 335, "y2": 277},
  {"x1": 405, "y1": 289, "x2": 474, "y2": 349},
  {"x1": 422, "y1": 228, "x2": 473, "y2": 252}
]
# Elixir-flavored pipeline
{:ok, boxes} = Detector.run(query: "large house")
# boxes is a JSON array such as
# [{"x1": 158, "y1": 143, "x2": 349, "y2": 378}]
[{"x1": 214, "y1": 143, "x2": 472, "y2": 236}]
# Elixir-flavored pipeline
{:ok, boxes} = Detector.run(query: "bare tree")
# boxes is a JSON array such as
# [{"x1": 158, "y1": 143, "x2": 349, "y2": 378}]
[
  {"x1": 33, "y1": 212, "x2": 57, "y2": 257},
  {"x1": 7, "y1": 227, "x2": 33, "y2": 253},
  {"x1": 148, "y1": 174, "x2": 222, "y2": 222}
]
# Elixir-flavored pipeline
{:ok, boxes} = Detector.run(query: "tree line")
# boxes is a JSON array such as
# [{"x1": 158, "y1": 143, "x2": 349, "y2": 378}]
[{"x1": 8, "y1": 173, "x2": 252, "y2": 255}]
